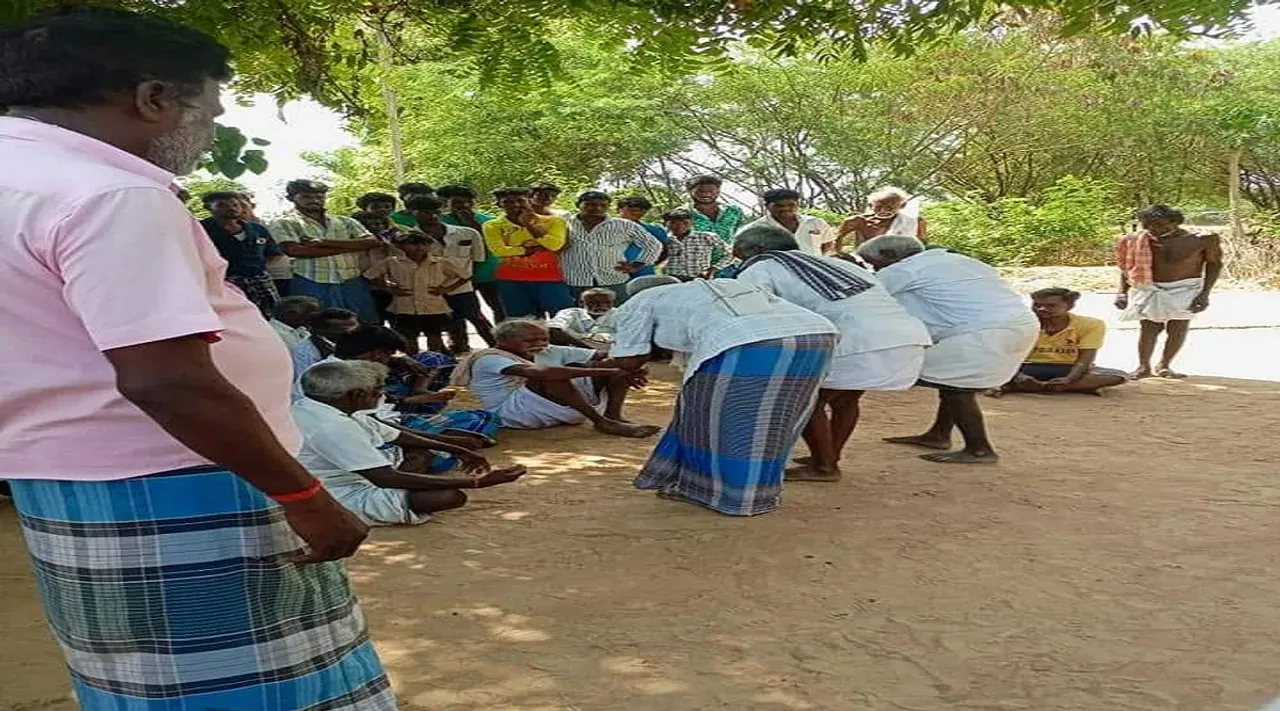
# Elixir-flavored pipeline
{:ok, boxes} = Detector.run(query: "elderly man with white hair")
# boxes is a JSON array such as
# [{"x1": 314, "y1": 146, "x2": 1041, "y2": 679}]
[
  {"x1": 837, "y1": 186, "x2": 928, "y2": 248},
  {"x1": 734, "y1": 224, "x2": 932, "y2": 481},
  {"x1": 608, "y1": 275, "x2": 839, "y2": 516},
  {"x1": 294, "y1": 359, "x2": 526, "y2": 526},
  {"x1": 856, "y1": 235, "x2": 1038, "y2": 464}
]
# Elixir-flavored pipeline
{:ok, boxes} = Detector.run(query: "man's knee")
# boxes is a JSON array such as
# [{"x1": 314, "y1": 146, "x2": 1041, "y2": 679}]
[
  {"x1": 408, "y1": 489, "x2": 468, "y2": 514},
  {"x1": 1140, "y1": 320, "x2": 1166, "y2": 332}
]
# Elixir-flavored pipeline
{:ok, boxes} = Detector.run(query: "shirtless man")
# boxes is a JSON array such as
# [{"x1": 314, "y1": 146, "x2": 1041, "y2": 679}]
[
  {"x1": 1114, "y1": 204, "x2": 1223, "y2": 379},
  {"x1": 836, "y1": 187, "x2": 927, "y2": 250}
]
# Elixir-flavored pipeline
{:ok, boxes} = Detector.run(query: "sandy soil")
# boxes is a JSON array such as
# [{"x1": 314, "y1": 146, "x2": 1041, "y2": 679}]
[{"x1": 5, "y1": 359, "x2": 1280, "y2": 711}]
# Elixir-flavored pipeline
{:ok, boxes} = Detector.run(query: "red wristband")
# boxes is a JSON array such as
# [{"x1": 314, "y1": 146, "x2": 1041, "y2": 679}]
[{"x1": 269, "y1": 480, "x2": 323, "y2": 504}]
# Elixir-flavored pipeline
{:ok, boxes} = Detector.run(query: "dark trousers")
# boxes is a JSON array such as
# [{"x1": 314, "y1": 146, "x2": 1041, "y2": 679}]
[
  {"x1": 497, "y1": 281, "x2": 575, "y2": 319},
  {"x1": 475, "y1": 281, "x2": 506, "y2": 322},
  {"x1": 445, "y1": 291, "x2": 495, "y2": 349}
]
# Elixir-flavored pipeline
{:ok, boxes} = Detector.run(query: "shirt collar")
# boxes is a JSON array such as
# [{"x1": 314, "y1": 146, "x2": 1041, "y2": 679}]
[{"x1": 0, "y1": 116, "x2": 177, "y2": 190}]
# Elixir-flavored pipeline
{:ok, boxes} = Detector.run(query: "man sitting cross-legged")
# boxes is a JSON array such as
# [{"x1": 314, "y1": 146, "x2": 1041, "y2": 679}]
[
  {"x1": 452, "y1": 319, "x2": 660, "y2": 438},
  {"x1": 295, "y1": 359, "x2": 525, "y2": 526},
  {"x1": 995, "y1": 287, "x2": 1128, "y2": 397},
  {"x1": 548, "y1": 287, "x2": 617, "y2": 350}
]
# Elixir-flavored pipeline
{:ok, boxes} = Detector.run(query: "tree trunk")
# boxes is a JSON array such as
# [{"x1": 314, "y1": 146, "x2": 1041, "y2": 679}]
[
  {"x1": 375, "y1": 26, "x2": 406, "y2": 185},
  {"x1": 1228, "y1": 148, "x2": 1244, "y2": 241}
]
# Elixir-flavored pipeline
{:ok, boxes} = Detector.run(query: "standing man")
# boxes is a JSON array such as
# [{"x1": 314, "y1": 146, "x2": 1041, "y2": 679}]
[
  {"x1": 616, "y1": 195, "x2": 670, "y2": 278},
  {"x1": 837, "y1": 186, "x2": 928, "y2": 249},
  {"x1": 439, "y1": 184, "x2": 504, "y2": 321},
  {"x1": 1115, "y1": 204, "x2": 1223, "y2": 379},
  {"x1": 0, "y1": 8, "x2": 390, "y2": 711},
  {"x1": 739, "y1": 188, "x2": 834, "y2": 256},
  {"x1": 269, "y1": 180, "x2": 383, "y2": 323},
  {"x1": 356, "y1": 191, "x2": 398, "y2": 221},
  {"x1": 561, "y1": 191, "x2": 663, "y2": 302},
  {"x1": 684, "y1": 174, "x2": 747, "y2": 244},
  {"x1": 404, "y1": 194, "x2": 496, "y2": 349},
  {"x1": 481, "y1": 187, "x2": 575, "y2": 318},
  {"x1": 391, "y1": 181, "x2": 435, "y2": 227},
  {"x1": 530, "y1": 181, "x2": 568, "y2": 216},
  {"x1": 661, "y1": 209, "x2": 735, "y2": 280},
  {"x1": 200, "y1": 191, "x2": 284, "y2": 317}
]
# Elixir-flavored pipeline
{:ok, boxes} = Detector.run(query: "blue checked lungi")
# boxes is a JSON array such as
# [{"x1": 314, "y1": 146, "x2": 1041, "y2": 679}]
[
  {"x1": 396, "y1": 409, "x2": 502, "y2": 440},
  {"x1": 8, "y1": 467, "x2": 396, "y2": 711},
  {"x1": 635, "y1": 334, "x2": 835, "y2": 516}
]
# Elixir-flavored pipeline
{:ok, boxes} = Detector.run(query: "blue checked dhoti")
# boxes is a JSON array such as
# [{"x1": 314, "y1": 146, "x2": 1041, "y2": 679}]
[
  {"x1": 635, "y1": 333, "x2": 835, "y2": 516},
  {"x1": 8, "y1": 467, "x2": 396, "y2": 711}
]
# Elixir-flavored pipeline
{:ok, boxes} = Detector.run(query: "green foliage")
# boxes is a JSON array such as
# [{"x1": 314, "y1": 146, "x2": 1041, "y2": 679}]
[
  {"x1": 201, "y1": 125, "x2": 270, "y2": 179},
  {"x1": 176, "y1": 176, "x2": 248, "y2": 218},
  {"x1": 926, "y1": 177, "x2": 1127, "y2": 266}
]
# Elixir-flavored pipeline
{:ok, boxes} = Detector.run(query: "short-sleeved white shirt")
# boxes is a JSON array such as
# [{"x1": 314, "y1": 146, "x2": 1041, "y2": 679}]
[
  {"x1": 874, "y1": 249, "x2": 1035, "y2": 340},
  {"x1": 293, "y1": 397, "x2": 401, "y2": 488},
  {"x1": 468, "y1": 345, "x2": 597, "y2": 410}
]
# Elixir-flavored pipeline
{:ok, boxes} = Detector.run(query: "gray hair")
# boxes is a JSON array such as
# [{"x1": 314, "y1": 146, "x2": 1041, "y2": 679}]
[
  {"x1": 493, "y1": 318, "x2": 547, "y2": 342},
  {"x1": 579, "y1": 287, "x2": 616, "y2": 302},
  {"x1": 272, "y1": 295, "x2": 321, "y2": 319},
  {"x1": 855, "y1": 234, "x2": 925, "y2": 261},
  {"x1": 301, "y1": 360, "x2": 388, "y2": 402},
  {"x1": 733, "y1": 223, "x2": 800, "y2": 253},
  {"x1": 868, "y1": 186, "x2": 910, "y2": 205},
  {"x1": 626, "y1": 274, "x2": 680, "y2": 296}
]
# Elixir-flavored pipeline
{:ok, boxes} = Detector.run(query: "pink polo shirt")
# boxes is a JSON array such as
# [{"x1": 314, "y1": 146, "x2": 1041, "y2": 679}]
[{"x1": 0, "y1": 118, "x2": 300, "y2": 481}]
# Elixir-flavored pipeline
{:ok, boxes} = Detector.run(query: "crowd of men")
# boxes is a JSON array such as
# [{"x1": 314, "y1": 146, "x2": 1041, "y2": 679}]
[{"x1": 0, "y1": 7, "x2": 1226, "y2": 711}]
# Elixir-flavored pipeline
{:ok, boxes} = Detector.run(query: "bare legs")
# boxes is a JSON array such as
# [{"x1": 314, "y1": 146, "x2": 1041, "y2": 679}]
[
  {"x1": 1133, "y1": 319, "x2": 1190, "y2": 379},
  {"x1": 525, "y1": 377, "x2": 660, "y2": 438},
  {"x1": 792, "y1": 389, "x2": 863, "y2": 482},
  {"x1": 998, "y1": 371, "x2": 1127, "y2": 396},
  {"x1": 884, "y1": 389, "x2": 998, "y2": 464}
]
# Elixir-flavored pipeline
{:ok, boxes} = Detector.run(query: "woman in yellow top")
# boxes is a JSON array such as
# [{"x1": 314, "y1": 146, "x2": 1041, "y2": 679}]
[{"x1": 995, "y1": 288, "x2": 1127, "y2": 396}]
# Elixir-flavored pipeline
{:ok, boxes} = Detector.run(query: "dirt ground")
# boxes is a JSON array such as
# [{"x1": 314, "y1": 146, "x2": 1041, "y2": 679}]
[{"x1": 5, "y1": 362, "x2": 1280, "y2": 711}]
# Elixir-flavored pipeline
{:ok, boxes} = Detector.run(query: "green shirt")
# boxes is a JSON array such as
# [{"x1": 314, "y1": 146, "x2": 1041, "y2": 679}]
[{"x1": 443, "y1": 211, "x2": 499, "y2": 282}]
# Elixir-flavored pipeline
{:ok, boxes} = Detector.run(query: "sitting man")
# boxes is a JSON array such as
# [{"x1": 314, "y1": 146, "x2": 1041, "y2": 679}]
[
  {"x1": 451, "y1": 319, "x2": 659, "y2": 438},
  {"x1": 290, "y1": 307, "x2": 360, "y2": 386},
  {"x1": 996, "y1": 288, "x2": 1127, "y2": 396},
  {"x1": 856, "y1": 235, "x2": 1038, "y2": 464},
  {"x1": 547, "y1": 287, "x2": 617, "y2": 349},
  {"x1": 295, "y1": 360, "x2": 525, "y2": 526},
  {"x1": 269, "y1": 295, "x2": 321, "y2": 347}
]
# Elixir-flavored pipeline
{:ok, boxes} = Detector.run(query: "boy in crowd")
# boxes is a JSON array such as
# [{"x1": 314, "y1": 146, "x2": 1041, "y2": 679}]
[
  {"x1": 548, "y1": 287, "x2": 617, "y2": 349},
  {"x1": 404, "y1": 194, "x2": 496, "y2": 350},
  {"x1": 295, "y1": 360, "x2": 525, "y2": 526},
  {"x1": 661, "y1": 209, "x2": 734, "y2": 280},
  {"x1": 451, "y1": 320, "x2": 659, "y2": 438},
  {"x1": 364, "y1": 232, "x2": 464, "y2": 355}
]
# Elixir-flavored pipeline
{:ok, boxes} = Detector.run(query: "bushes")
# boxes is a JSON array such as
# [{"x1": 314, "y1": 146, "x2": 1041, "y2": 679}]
[{"x1": 926, "y1": 177, "x2": 1127, "y2": 266}]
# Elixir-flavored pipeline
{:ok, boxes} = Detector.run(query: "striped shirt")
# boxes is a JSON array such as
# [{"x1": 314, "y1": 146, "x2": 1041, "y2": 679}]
[
  {"x1": 663, "y1": 230, "x2": 732, "y2": 278},
  {"x1": 268, "y1": 210, "x2": 372, "y2": 284},
  {"x1": 560, "y1": 215, "x2": 663, "y2": 287}
]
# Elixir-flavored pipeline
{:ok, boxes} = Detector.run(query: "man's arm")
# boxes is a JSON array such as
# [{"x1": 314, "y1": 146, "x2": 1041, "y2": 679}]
[
  {"x1": 352, "y1": 465, "x2": 481, "y2": 491},
  {"x1": 627, "y1": 224, "x2": 663, "y2": 265},
  {"x1": 483, "y1": 222, "x2": 526, "y2": 257},
  {"x1": 500, "y1": 362, "x2": 621, "y2": 381},
  {"x1": 1192, "y1": 235, "x2": 1224, "y2": 312},
  {"x1": 528, "y1": 216, "x2": 568, "y2": 251},
  {"x1": 1114, "y1": 236, "x2": 1131, "y2": 308}
]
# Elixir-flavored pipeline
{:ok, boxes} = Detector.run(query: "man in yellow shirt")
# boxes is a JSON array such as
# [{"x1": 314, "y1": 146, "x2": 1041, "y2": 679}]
[
  {"x1": 996, "y1": 288, "x2": 1127, "y2": 396},
  {"x1": 481, "y1": 186, "x2": 575, "y2": 318}
]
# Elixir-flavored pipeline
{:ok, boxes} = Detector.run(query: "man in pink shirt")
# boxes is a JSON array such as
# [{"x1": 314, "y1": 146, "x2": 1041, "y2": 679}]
[{"x1": 0, "y1": 8, "x2": 394, "y2": 711}]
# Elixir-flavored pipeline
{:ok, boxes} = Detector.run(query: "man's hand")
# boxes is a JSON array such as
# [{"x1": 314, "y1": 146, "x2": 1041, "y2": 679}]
[
  {"x1": 616, "y1": 262, "x2": 641, "y2": 274},
  {"x1": 473, "y1": 466, "x2": 528, "y2": 488},
  {"x1": 282, "y1": 489, "x2": 369, "y2": 564},
  {"x1": 402, "y1": 390, "x2": 456, "y2": 405},
  {"x1": 354, "y1": 238, "x2": 385, "y2": 250},
  {"x1": 1190, "y1": 292, "x2": 1210, "y2": 313},
  {"x1": 1114, "y1": 293, "x2": 1129, "y2": 310},
  {"x1": 456, "y1": 451, "x2": 491, "y2": 475},
  {"x1": 516, "y1": 211, "x2": 539, "y2": 228},
  {"x1": 393, "y1": 356, "x2": 436, "y2": 378},
  {"x1": 1042, "y1": 377, "x2": 1074, "y2": 391},
  {"x1": 391, "y1": 286, "x2": 414, "y2": 297},
  {"x1": 427, "y1": 286, "x2": 449, "y2": 295}
]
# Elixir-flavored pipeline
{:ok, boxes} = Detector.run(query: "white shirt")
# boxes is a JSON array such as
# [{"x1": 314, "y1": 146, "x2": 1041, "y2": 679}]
[
  {"x1": 610, "y1": 279, "x2": 839, "y2": 380},
  {"x1": 270, "y1": 319, "x2": 309, "y2": 347},
  {"x1": 737, "y1": 258, "x2": 931, "y2": 356},
  {"x1": 547, "y1": 307, "x2": 615, "y2": 340},
  {"x1": 740, "y1": 214, "x2": 834, "y2": 256},
  {"x1": 874, "y1": 249, "x2": 1036, "y2": 341},
  {"x1": 292, "y1": 397, "x2": 401, "y2": 489},
  {"x1": 439, "y1": 223, "x2": 485, "y2": 294},
  {"x1": 560, "y1": 216, "x2": 663, "y2": 287},
  {"x1": 469, "y1": 345, "x2": 598, "y2": 409}
]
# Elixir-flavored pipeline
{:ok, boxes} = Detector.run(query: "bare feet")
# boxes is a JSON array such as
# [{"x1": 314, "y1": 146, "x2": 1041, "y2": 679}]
[
  {"x1": 883, "y1": 434, "x2": 952, "y2": 451},
  {"x1": 1154, "y1": 367, "x2": 1187, "y2": 379},
  {"x1": 919, "y1": 450, "x2": 999, "y2": 464},
  {"x1": 785, "y1": 464, "x2": 842, "y2": 482},
  {"x1": 1130, "y1": 367, "x2": 1154, "y2": 379},
  {"x1": 595, "y1": 419, "x2": 661, "y2": 438},
  {"x1": 984, "y1": 388, "x2": 1006, "y2": 399}
]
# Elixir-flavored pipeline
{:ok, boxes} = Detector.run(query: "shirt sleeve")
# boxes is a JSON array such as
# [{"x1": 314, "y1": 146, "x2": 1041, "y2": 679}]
[
  {"x1": 53, "y1": 187, "x2": 225, "y2": 351},
  {"x1": 460, "y1": 227, "x2": 485, "y2": 262},
  {"x1": 546, "y1": 308, "x2": 577, "y2": 331},
  {"x1": 340, "y1": 215, "x2": 372, "y2": 238},
  {"x1": 537, "y1": 217, "x2": 568, "y2": 252},
  {"x1": 874, "y1": 261, "x2": 916, "y2": 297},
  {"x1": 735, "y1": 264, "x2": 776, "y2": 295},
  {"x1": 1077, "y1": 318, "x2": 1106, "y2": 350},
  {"x1": 473, "y1": 353, "x2": 522, "y2": 379},
  {"x1": 268, "y1": 217, "x2": 302, "y2": 244},
  {"x1": 262, "y1": 227, "x2": 285, "y2": 257},
  {"x1": 608, "y1": 294, "x2": 657, "y2": 358},
  {"x1": 305, "y1": 420, "x2": 391, "y2": 472},
  {"x1": 483, "y1": 221, "x2": 525, "y2": 258},
  {"x1": 626, "y1": 222, "x2": 663, "y2": 264}
]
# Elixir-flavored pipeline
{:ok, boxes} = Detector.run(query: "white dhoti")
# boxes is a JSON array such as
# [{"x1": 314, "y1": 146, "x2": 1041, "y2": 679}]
[
  {"x1": 1121, "y1": 277, "x2": 1203, "y2": 323},
  {"x1": 824, "y1": 344, "x2": 926, "y2": 391},
  {"x1": 495, "y1": 377, "x2": 604, "y2": 429},
  {"x1": 325, "y1": 481, "x2": 432, "y2": 527},
  {"x1": 920, "y1": 319, "x2": 1039, "y2": 390}
]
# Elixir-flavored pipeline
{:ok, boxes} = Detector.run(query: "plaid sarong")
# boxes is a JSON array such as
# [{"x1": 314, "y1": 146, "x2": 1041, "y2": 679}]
[
  {"x1": 8, "y1": 467, "x2": 396, "y2": 711},
  {"x1": 635, "y1": 333, "x2": 835, "y2": 516},
  {"x1": 228, "y1": 271, "x2": 280, "y2": 318}
]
